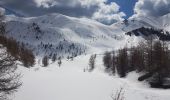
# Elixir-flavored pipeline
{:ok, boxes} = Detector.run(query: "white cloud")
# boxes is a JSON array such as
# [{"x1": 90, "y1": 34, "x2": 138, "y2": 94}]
[
  {"x1": 0, "y1": 7, "x2": 5, "y2": 21},
  {"x1": 34, "y1": 0, "x2": 53, "y2": 8},
  {"x1": 92, "y1": 2, "x2": 126, "y2": 24},
  {"x1": 80, "y1": 0, "x2": 106, "y2": 7},
  {"x1": 0, "y1": 7, "x2": 5, "y2": 15},
  {"x1": 32, "y1": 0, "x2": 125, "y2": 24},
  {"x1": 34, "y1": 0, "x2": 81, "y2": 8},
  {"x1": 1, "y1": 0, "x2": 125, "y2": 24},
  {"x1": 133, "y1": 0, "x2": 170, "y2": 18}
]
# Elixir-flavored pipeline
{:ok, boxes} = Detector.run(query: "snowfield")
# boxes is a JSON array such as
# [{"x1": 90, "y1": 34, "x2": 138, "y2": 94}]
[{"x1": 13, "y1": 54, "x2": 170, "y2": 100}]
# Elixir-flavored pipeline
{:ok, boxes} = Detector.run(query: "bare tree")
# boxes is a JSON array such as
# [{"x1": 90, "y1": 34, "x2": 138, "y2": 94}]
[
  {"x1": 58, "y1": 57, "x2": 62, "y2": 67},
  {"x1": 42, "y1": 56, "x2": 49, "y2": 67},
  {"x1": 146, "y1": 35, "x2": 154, "y2": 72},
  {"x1": 52, "y1": 54, "x2": 56, "y2": 62},
  {"x1": 19, "y1": 46, "x2": 35, "y2": 68},
  {"x1": 129, "y1": 46, "x2": 145, "y2": 72},
  {"x1": 0, "y1": 46, "x2": 21, "y2": 100},
  {"x1": 111, "y1": 51, "x2": 116, "y2": 74},
  {"x1": 88, "y1": 54, "x2": 96, "y2": 72},
  {"x1": 116, "y1": 48, "x2": 128, "y2": 77},
  {"x1": 111, "y1": 87, "x2": 125, "y2": 100},
  {"x1": 149, "y1": 41, "x2": 170, "y2": 88},
  {"x1": 103, "y1": 52, "x2": 112, "y2": 70},
  {"x1": 103, "y1": 51, "x2": 116, "y2": 74}
]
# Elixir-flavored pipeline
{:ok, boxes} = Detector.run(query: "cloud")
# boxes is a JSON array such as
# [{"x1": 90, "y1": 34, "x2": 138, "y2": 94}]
[
  {"x1": 0, "y1": 7, "x2": 5, "y2": 15},
  {"x1": 133, "y1": 0, "x2": 170, "y2": 17},
  {"x1": 92, "y1": 2, "x2": 126, "y2": 24},
  {"x1": 0, "y1": 7, "x2": 5, "y2": 21},
  {"x1": 0, "y1": 0, "x2": 125, "y2": 24}
]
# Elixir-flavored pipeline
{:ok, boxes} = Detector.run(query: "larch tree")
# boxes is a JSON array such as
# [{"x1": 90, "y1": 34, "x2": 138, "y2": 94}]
[{"x1": 0, "y1": 46, "x2": 21, "y2": 100}]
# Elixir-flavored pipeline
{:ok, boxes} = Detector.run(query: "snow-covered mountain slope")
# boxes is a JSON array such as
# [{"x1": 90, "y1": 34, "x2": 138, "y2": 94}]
[
  {"x1": 110, "y1": 13, "x2": 170, "y2": 43},
  {"x1": 111, "y1": 16, "x2": 160, "y2": 33},
  {"x1": 159, "y1": 13, "x2": 170, "y2": 32},
  {"x1": 3, "y1": 13, "x2": 170, "y2": 58},
  {"x1": 4, "y1": 13, "x2": 128, "y2": 58},
  {"x1": 112, "y1": 13, "x2": 170, "y2": 33}
]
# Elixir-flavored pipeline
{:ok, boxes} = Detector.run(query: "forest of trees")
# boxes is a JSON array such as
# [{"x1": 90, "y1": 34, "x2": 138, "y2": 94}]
[
  {"x1": 126, "y1": 27, "x2": 170, "y2": 41},
  {"x1": 0, "y1": 9, "x2": 35, "y2": 68},
  {"x1": 0, "y1": 35, "x2": 35, "y2": 68},
  {"x1": 103, "y1": 39, "x2": 170, "y2": 88}
]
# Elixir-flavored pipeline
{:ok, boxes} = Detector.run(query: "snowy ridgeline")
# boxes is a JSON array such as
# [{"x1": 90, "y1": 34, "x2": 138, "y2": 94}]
[
  {"x1": 3, "y1": 14, "x2": 127, "y2": 59},
  {"x1": 3, "y1": 13, "x2": 170, "y2": 59}
]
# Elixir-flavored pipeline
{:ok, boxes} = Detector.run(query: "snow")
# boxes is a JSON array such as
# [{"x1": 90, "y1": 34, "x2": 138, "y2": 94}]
[
  {"x1": 111, "y1": 13, "x2": 170, "y2": 34},
  {"x1": 5, "y1": 13, "x2": 170, "y2": 58},
  {"x1": 159, "y1": 13, "x2": 170, "y2": 32},
  {"x1": 13, "y1": 54, "x2": 170, "y2": 100},
  {"x1": 4, "y1": 13, "x2": 128, "y2": 58},
  {"x1": 3, "y1": 12, "x2": 170, "y2": 100}
]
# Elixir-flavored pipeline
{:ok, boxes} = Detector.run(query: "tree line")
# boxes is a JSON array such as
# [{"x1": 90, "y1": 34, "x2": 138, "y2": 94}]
[
  {"x1": 103, "y1": 38, "x2": 170, "y2": 88},
  {"x1": 0, "y1": 35, "x2": 35, "y2": 68},
  {"x1": 126, "y1": 27, "x2": 170, "y2": 41}
]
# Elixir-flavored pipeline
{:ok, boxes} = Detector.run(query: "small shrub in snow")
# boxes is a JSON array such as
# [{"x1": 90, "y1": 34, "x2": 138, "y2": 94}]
[
  {"x1": 58, "y1": 57, "x2": 62, "y2": 67},
  {"x1": 111, "y1": 87, "x2": 125, "y2": 100}
]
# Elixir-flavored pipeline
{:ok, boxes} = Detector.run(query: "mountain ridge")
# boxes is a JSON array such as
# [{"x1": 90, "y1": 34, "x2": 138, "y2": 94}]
[
  {"x1": 2, "y1": 12, "x2": 170, "y2": 58},
  {"x1": 3, "y1": 13, "x2": 126, "y2": 58}
]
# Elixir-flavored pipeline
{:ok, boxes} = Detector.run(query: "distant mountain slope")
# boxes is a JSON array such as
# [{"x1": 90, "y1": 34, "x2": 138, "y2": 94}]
[
  {"x1": 126, "y1": 27, "x2": 170, "y2": 41},
  {"x1": 111, "y1": 13, "x2": 170, "y2": 42},
  {"x1": 159, "y1": 13, "x2": 170, "y2": 32},
  {"x1": 3, "y1": 13, "x2": 126, "y2": 58},
  {"x1": 3, "y1": 13, "x2": 170, "y2": 58},
  {"x1": 112, "y1": 13, "x2": 170, "y2": 32}
]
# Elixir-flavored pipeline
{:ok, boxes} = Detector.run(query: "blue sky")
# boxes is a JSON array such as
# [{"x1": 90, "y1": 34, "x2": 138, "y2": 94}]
[{"x1": 109, "y1": 0, "x2": 138, "y2": 19}]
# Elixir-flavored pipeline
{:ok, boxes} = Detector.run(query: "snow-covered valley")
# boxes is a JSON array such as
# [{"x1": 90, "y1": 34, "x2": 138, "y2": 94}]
[
  {"x1": 13, "y1": 54, "x2": 170, "y2": 100},
  {"x1": 2, "y1": 9, "x2": 170, "y2": 100}
]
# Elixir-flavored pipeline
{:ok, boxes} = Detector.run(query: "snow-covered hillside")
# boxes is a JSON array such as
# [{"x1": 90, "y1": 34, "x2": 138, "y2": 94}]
[
  {"x1": 112, "y1": 13, "x2": 170, "y2": 33},
  {"x1": 160, "y1": 13, "x2": 170, "y2": 32},
  {"x1": 4, "y1": 14, "x2": 127, "y2": 58},
  {"x1": 3, "y1": 12, "x2": 170, "y2": 59}
]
